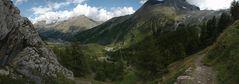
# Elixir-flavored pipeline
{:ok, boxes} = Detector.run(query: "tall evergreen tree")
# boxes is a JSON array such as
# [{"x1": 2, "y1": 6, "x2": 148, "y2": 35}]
[
  {"x1": 230, "y1": 0, "x2": 239, "y2": 20},
  {"x1": 70, "y1": 42, "x2": 90, "y2": 77},
  {"x1": 206, "y1": 16, "x2": 217, "y2": 41},
  {"x1": 218, "y1": 13, "x2": 233, "y2": 32}
]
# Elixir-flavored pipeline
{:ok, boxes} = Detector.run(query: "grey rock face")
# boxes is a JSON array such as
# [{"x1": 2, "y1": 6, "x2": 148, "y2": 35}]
[
  {"x1": 0, "y1": 0, "x2": 73, "y2": 83},
  {"x1": 34, "y1": 15, "x2": 101, "y2": 42},
  {"x1": 145, "y1": 0, "x2": 200, "y2": 11},
  {"x1": 136, "y1": 0, "x2": 199, "y2": 16}
]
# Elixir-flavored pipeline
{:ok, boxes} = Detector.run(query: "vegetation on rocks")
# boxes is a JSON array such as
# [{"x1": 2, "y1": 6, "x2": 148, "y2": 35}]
[
  {"x1": 203, "y1": 1, "x2": 239, "y2": 84},
  {"x1": 204, "y1": 21, "x2": 239, "y2": 84},
  {"x1": 51, "y1": 43, "x2": 125, "y2": 82},
  {"x1": 50, "y1": 0, "x2": 237, "y2": 83}
]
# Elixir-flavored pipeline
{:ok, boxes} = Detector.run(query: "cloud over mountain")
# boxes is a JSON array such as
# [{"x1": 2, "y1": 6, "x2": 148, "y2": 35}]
[
  {"x1": 139, "y1": 0, "x2": 236, "y2": 10},
  {"x1": 29, "y1": 1, "x2": 135, "y2": 24},
  {"x1": 17, "y1": 0, "x2": 236, "y2": 24},
  {"x1": 187, "y1": 0, "x2": 235, "y2": 10}
]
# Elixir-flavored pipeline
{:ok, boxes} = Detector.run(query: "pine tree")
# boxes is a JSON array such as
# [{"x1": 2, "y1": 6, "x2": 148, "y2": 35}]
[
  {"x1": 230, "y1": 0, "x2": 239, "y2": 20},
  {"x1": 207, "y1": 16, "x2": 217, "y2": 37},
  {"x1": 218, "y1": 13, "x2": 232, "y2": 32},
  {"x1": 70, "y1": 42, "x2": 90, "y2": 77}
]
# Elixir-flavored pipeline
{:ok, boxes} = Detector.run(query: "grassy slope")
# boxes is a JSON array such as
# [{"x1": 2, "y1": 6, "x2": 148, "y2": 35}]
[
  {"x1": 104, "y1": 25, "x2": 203, "y2": 83},
  {"x1": 73, "y1": 51, "x2": 200, "y2": 84},
  {"x1": 74, "y1": 7, "x2": 176, "y2": 48},
  {"x1": 204, "y1": 20, "x2": 239, "y2": 84},
  {"x1": 48, "y1": 43, "x2": 106, "y2": 58},
  {"x1": 160, "y1": 48, "x2": 212, "y2": 84},
  {"x1": 161, "y1": 53, "x2": 197, "y2": 84}
]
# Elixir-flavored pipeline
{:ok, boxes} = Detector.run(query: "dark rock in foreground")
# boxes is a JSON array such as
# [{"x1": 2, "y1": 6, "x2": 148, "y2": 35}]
[{"x1": 0, "y1": 0, "x2": 73, "y2": 83}]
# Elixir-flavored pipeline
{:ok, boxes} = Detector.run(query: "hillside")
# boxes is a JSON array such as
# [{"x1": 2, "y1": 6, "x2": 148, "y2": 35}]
[
  {"x1": 0, "y1": 0, "x2": 73, "y2": 84},
  {"x1": 2, "y1": 0, "x2": 239, "y2": 83},
  {"x1": 73, "y1": 0, "x2": 222, "y2": 47},
  {"x1": 35, "y1": 15, "x2": 101, "y2": 42},
  {"x1": 204, "y1": 20, "x2": 239, "y2": 84},
  {"x1": 58, "y1": 0, "x2": 232, "y2": 83}
]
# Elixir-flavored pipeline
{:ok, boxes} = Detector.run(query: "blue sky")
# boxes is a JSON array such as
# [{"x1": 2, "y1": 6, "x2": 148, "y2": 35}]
[
  {"x1": 12, "y1": 0, "x2": 146, "y2": 23},
  {"x1": 16, "y1": 0, "x2": 143, "y2": 17},
  {"x1": 12, "y1": 0, "x2": 235, "y2": 23}
]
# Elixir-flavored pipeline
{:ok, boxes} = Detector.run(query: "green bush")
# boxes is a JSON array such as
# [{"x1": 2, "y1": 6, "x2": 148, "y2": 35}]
[
  {"x1": 92, "y1": 60, "x2": 125, "y2": 81},
  {"x1": 51, "y1": 43, "x2": 125, "y2": 82},
  {"x1": 52, "y1": 42, "x2": 91, "y2": 77}
]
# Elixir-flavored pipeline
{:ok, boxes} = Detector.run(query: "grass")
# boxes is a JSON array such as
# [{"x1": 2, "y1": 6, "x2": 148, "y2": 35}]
[
  {"x1": 0, "y1": 75, "x2": 34, "y2": 84},
  {"x1": 203, "y1": 20, "x2": 239, "y2": 84},
  {"x1": 114, "y1": 71, "x2": 138, "y2": 84},
  {"x1": 48, "y1": 43, "x2": 107, "y2": 58},
  {"x1": 161, "y1": 53, "x2": 197, "y2": 84},
  {"x1": 161, "y1": 48, "x2": 210, "y2": 84},
  {"x1": 46, "y1": 73, "x2": 75, "y2": 84},
  {"x1": 75, "y1": 77, "x2": 113, "y2": 84}
]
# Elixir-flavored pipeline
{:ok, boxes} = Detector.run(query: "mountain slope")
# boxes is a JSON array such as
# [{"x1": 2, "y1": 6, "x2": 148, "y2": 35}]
[
  {"x1": 70, "y1": 0, "x2": 231, "y2": 83},
  {"x1": 73, "y1": 0, "x2": 216, "y2": 46},
  {"x1": 73, "y1": 15, "x2": 132, "y2": 45},
  {"x1": 134, "y1": 0, "x2": 199, "y2": 17},
  {"x1": 35, "y1": 15, "x2": 101, "y2": 41},
  {"x1": 204, "y1": 20, "x2": 239, "y2": 84},
  {"x1": 173, "y1": 49, "x2": 216, "y2": 84},
  {"x1": 0, "y1": 0, "x2": 73, "y2": 83}
]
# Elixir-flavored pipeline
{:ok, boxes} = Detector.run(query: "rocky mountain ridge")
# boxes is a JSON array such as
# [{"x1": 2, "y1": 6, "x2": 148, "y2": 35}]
[
  {"x1": 140, "y1": 0, "x2": 199, "y2": 11},
  {"x1": 72, "y1": 0, "x2": 222, "y2": 46},
  {"x1": 35, "y1": 15, "x2": 101, "y2": 42},
  {"x1": 0, "y1": 0, "x2": 73, "y2": 83}
]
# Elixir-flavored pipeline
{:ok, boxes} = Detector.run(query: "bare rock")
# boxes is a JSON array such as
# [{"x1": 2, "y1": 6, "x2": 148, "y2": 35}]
[
  {"x1": 0, "y1": 0, "x2": 73, "y2": 83},
  {"x1": 175, "y1": 76, "x2": 194, "y2": 84},
  {"x1": 0, "y1": 68, "x2": 9, "y2": 76}
]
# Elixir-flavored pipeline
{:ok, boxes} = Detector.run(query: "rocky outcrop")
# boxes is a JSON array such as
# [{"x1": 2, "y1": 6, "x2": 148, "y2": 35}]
[
  {"x1": 135, "y1": 0, "x2": 200, "y2": 16},
  {"x1": 0, "y1": 0, "x2": 73, "y2": 83},
  {"x1": 145, "y1": 0, "x2": 200, "y2": 10}
]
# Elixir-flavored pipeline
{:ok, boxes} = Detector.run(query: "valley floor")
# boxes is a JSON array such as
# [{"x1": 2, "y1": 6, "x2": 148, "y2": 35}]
[
  {"x1": 175, "y1": 50, "x2": 216, "y2": 84},
  {"x1": 72, "y1": 49, "x2": 217, "y2": 84}
]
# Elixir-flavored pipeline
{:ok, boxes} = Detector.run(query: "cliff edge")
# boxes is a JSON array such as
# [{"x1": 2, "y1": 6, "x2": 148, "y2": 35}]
[{"x1": 0, "y1": 0, "x2": 73, "y2": 83}]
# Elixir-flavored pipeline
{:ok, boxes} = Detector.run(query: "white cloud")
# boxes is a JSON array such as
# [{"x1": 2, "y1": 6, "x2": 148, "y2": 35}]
[
  {"x1": 139, "y1": 0, "x2": 147, "y2": 4},
  {"x1": 65, "y1": 0, "x2": 87, "y2": 4},
  {"x1": 30, "y1": 3, "x2": 135, "y2": 24},
  {"x1": 187, "y1": 0, "x2": 236, "y2": 10},
  {"x1": 31, "y1": 2, "x2": 72, "y2": 15},
  {"x1": 47, "y1": 2, "x2": 71, "y2": 10},
  {"x1": 32, "y1": 6, "x2": 52, "y2": 15}
]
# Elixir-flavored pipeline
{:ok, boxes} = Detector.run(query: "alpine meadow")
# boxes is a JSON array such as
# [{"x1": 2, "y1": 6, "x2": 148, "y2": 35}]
[{"x1": 1, "y1": 0, "x2": 239, "y2": 84}]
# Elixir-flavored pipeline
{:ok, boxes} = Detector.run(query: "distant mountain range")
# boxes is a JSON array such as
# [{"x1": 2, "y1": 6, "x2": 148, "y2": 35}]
[
  {"x1": 72, "y1": 0, "x2": 222, "y2": 46},
  {"x1": 25, "y1": 0, "x2": 239, "y2": 83},
  {"x1": 34, "y1": 15, "x2": 102, "y2": 42},
  {"x1": 1, "y1": 0, "x2": 239, "y2": 83},
  {"x1": 68, "y1": 0, "x2": 237, "y2": 83}
]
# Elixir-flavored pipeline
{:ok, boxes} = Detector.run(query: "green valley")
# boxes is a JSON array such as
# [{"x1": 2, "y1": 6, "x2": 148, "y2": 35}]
[{"x1": 46, "y1": 0, "x2": 239, "y2": 84}]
